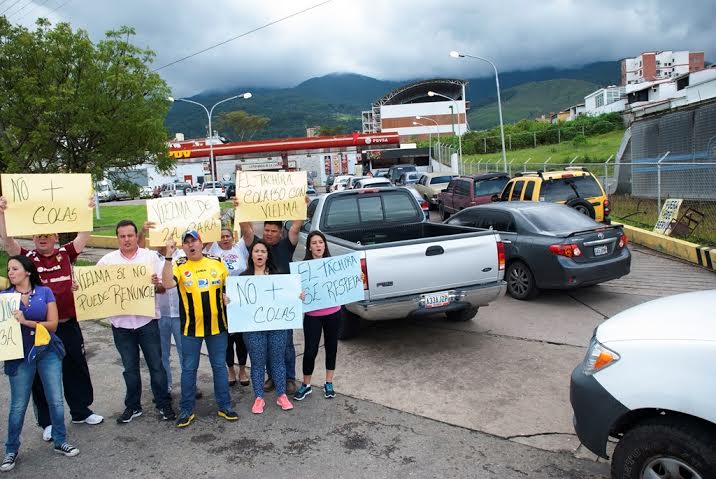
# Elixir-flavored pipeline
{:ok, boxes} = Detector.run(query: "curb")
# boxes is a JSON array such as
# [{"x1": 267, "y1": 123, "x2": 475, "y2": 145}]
[{"x1": 617, "y1": 223, "x2": 715, "y2": 272}]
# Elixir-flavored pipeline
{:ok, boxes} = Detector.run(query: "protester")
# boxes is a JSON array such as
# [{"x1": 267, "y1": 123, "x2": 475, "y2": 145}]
[
  {"x1": 0, "y1": 196, "x2": 103, "y2": 444},
  {"x1": 161, "y1": 230, "x2": 238, "y2": 428},
  {"x1": 205, "y1": 226, "x2": 251, "y2": 386},
  {"x1": 240, "y1": 239, "x2": 294, "y2": 414},
  {"x1": 1, "y1": 255, "x2": 79, "y2": 472},
  {"x1": 293, "y1": 232, "x2": 340, "y2": 401},
  {"x1": 97, "y1": 220, "x2": 175, "y2": 424},
  {"x1": 237, "y1": 200, "x2": 307, "y2": 395}
]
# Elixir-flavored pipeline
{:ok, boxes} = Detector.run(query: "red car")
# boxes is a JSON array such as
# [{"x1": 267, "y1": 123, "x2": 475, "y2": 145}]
[{"x1": 438, "y1": 173, "x2": 510, "y2": 220}]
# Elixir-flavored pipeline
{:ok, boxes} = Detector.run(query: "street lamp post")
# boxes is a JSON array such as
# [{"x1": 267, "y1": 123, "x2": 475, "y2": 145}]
[
  {"x1": 412, "y1": 121, "x2": 433, "y2": 162},
  {"x1": 168, "y1": 92, "x2": 252, "y2": 181},
  {"x1": 427, "y1": 91, "x2": 463, "y2": 175},
  {"x1": 450, "y1": 50, "x2": 507, "y2": 173},
  {"x1": 416, "y1": 115, "x2": 441, "y2": 163}
]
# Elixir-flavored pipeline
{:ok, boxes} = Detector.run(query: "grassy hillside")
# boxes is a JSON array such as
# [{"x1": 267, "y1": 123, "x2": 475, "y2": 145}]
[
  {"x1": 464, "y1": 129, "x2": 624, "y2": 166},
  {"x1": 468, "y1": 79, "x2": 600, "y2": 130}
]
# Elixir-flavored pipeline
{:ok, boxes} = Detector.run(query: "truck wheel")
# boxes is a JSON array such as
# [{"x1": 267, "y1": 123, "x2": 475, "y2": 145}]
[
  {"x1": 446, "y1": 306, "x2": 478, "y2": 322},
  {"x1": 338, "y1": 310, "x2": 361, "y2": 340},
  {"x1": 611, "y1": 416, "x2": 716, "y2": 479},
  {"x1": 506, "y1": 261, "x2": 538, "y2": 300}
]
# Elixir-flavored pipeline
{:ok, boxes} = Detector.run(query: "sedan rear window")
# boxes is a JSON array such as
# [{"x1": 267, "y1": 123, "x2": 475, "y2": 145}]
[
  {"x1": 521, "y1": 206, "x2": 599, "y2": 233},
  {"x1": 540, "y1": 175, "x2": 603, "y2": 202}
]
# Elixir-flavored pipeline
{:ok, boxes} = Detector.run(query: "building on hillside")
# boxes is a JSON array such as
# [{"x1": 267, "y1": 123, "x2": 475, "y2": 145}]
[
  {"x1": 584, "y1": 86, "x2": 627, "y2": 116},
  {"x1": 621, "y1": 51, "x2": 704, "y2": 85},
  {"x1": 362, "y1": 79, "x2": 469, "y2": 143},
  {"x1": 306, "y1": 126, "x2": 321, "y2": 137}
]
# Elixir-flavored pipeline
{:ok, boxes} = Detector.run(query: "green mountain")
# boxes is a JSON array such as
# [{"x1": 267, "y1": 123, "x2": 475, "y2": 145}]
[
  {"x1": 164, "y1": 61, "x2": 619, "y2": 139},
  {"x1": 468, "y1": 79, "x2": 601, "y2": 130}
]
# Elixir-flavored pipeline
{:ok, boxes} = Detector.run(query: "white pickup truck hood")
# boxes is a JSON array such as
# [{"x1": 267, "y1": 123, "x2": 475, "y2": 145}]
[{"x1": 597, "y1": 290, "x2": 716, "y2": 343}]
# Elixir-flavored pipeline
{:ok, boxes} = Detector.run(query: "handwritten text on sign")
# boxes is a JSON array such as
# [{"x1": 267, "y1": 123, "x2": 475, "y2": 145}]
[
  {"x1": 0, "y1": 174, "x2": 92, "y2": 236},
  {"x1": 72, "y1": 264, "x2": 155, "y2": 320},
  {"x1": 226, "y1": 275, "x2": 303, "y2": 333},
  {"x1": 0, "y1": 293, "x2": 23, "y2": 361},
  {"x1": 235, "y1": 171, "x2": 307, "y2": 222},
  {"x1": 146, "y1": 195, "x2": 221, "y2": 245},
  {"x1": 290, "y1": 253, "x2": 364, "y2": 312}
]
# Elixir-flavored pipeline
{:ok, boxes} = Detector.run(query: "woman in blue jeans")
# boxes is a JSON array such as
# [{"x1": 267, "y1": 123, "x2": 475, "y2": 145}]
[
  {"x1": 240, "y1": 240, "x2": 294, "y2": 414},
  {"x1": 1, "y1": 255, "x2": 79, "y2": 472}
]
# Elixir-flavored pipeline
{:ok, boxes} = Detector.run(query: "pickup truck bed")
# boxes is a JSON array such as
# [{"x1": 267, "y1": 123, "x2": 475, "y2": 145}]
[{"x1": 328, "y1": 223, "x2": 476, "y2": 246}]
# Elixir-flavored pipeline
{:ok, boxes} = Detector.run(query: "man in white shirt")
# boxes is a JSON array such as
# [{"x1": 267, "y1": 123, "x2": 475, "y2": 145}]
[{"x1": 97, "y1": 220, "x2": 175, "y2": 424}]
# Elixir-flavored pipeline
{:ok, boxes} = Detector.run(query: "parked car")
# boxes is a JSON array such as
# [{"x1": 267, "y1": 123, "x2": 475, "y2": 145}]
[
  {"x1": 388, "y1": 164, "x2": 417, "y2": 184},
  {"x1": 397, "y1": 171, "x2": 421, "y2": 186},
  {"x1": 224, "y1": 181, "x2": 236, "y2": 199},
  {"x1": 96, "y1": 183, "x2": 117, "y2": 202},
  {"x1": 570, "y1": 290, "x2": 716, "y2": 479},
  {"x1": 444, "y1": 202, "x2": 630, "y2": 299},
  {"x1": 325, "y1": 175, "x2": 336, "y2": 193},
  {"x1": 355, "y1": 178, "x2": 392, "y2": 189},
  {"x1": 114, "y1": 189, "x2": 133, "y2": 201},
  {"x1": 438, "y1": 173, "x2": 510, "y2": 220},
  {"x1": 306, "y1": 185, "x2": 317, "y2": 196},
  {"x1": 404, "y1": 187, "x2": 430, "y2": 220},
  {"x1": 346, "y1": 176, "x2": 368, "y2": 190},
  {"x1": 292, "y1": 188, "x2": 506, "y2": 338},
  {"x1": 500, "y1": 167, "x2": 611, "y2": 223},
  {"x1": 372, "y1": 168, "x2": 389, "y2": 178},
  {"x1": 199, "y1": 181, "x2": 228, "y2": 201},
  {"x1": 139, "y1": 186, "x2": 154, "y2": 199},
  {"x1": 415, "y1": 173, "x2": 457, "y2": 209},
  {"x1": 160, "y1": 182, "x2": 192, "y2": 197},
  {"x1": 330, "y1": 175, "x2": 353, "y2": 192}
]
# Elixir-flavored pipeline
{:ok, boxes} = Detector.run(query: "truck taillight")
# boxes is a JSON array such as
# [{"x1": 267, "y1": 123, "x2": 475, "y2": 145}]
[
  {"x1": 420, "y1": 199, "x2": 428, "y2": 209},
  {"x1": 360, "y1": 258, "x2": 368, "y2": 290},
  {"x1": 549, "y1": 244, "x2": 582, "y2": 257},
  {"x1": 604, "y1": 198, "x2": 611, "y2": 216},
  {"x1": 497, "y1": 241, "x2": 505, "y2": 270},
  {"x1": 618, "y1": 234, "x2": 628, "y2": 248}
]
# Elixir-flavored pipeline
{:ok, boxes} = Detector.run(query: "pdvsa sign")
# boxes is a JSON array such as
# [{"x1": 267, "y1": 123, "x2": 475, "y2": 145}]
[
  {"x1": 168, "y1": 150, "x2": 192, "y2": 159},
  {"x1": 365, "y1": 137, "x2": 389, "y2": 144}
]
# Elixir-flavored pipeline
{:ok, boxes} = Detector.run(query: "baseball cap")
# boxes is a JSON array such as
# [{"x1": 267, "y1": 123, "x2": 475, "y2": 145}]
[{"x1": 182, "y1": 230, "x2": 201, "y2": 242}]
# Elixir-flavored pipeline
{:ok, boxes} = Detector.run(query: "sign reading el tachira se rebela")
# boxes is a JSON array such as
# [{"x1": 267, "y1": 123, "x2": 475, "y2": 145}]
[
  {"x1": 0, "y1": 293, "x2": 23, "y2": 361},
  {"x1": 289, "y1": 253, "x2": 364, "y2": 313},
  {"x1": 0, "y1": 173, "x2": 93, "y2": 236},
  {"x1": 226, "y1": 275, "x2": 303, "y2": 333},
  {"x1": 72, "y1": 264, "x2": 156, "y2": 321},
  {"x1": 234, "y1": 171, "x2": 307, "y2": 222},
  {"x1": 146, "y1": 195, "x2": 221, "y2": 245}
]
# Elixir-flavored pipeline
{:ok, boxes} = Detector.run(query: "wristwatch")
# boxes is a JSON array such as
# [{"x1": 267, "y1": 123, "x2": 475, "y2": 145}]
[{"x1": 165, "y1": 257, "x2": 173, "y2": 261}]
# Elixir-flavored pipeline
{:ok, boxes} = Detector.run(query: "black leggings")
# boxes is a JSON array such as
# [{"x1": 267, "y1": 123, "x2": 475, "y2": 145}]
[
  {"x1": 302, "y1": 309, "x2": 341, "y2": 376},
  {"x1": 226, "y1": 332, "x2": 247, "y2": 367}
]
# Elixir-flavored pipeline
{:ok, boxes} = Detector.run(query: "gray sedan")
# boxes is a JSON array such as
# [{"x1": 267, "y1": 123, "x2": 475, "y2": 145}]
[{"x1": 444, "y1": 202, "x2": 631, "y2": 299}]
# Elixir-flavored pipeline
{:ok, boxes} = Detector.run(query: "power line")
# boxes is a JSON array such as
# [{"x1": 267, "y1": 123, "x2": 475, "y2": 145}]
[
  {"x1": 16, "y1": 0, "x2": 51, "y2": 22},
  {"x1": 45, "y1": 0, "x2": 69, "y2": 15},
  {"x1": 153, "y1": 0, "x2": 334, "y2": 72},
  {"x1": 1, "y1": 0, "x2": 24, "y2": 15},
  {"x1": 7, "y1": 0, "x2": 35, "y2": 20}
]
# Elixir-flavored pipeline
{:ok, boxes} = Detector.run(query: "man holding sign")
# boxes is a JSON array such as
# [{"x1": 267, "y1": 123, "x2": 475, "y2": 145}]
[
  {"x1": 0, "y1": 194, "x2": 103, "y2": 440},
  {"x1": 97, "y1": 220, "x2": 175, "y2": 424}
]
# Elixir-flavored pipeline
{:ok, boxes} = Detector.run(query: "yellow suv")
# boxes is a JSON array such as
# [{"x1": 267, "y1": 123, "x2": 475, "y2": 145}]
[{"x1": 499, "y1": 167, "x2": 611, "y2": 223}]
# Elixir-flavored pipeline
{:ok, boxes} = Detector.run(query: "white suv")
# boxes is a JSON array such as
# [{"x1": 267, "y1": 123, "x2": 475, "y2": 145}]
[{"x1": 570, "y1": 290, "x2": 716, "y2": 478}]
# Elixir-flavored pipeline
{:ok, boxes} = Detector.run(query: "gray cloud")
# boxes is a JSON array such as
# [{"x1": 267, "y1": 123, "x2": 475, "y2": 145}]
[{"x1": 9, "y1": 0, "x2": 715, "y2": 96}]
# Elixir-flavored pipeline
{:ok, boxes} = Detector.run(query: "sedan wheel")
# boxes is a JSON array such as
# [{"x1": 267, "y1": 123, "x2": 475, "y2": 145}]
[{"x1": 506, "y1": 261, "x2": 537, "y2": 300}]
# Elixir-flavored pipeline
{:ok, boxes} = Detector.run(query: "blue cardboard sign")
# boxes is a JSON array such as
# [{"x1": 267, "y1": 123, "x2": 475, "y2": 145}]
[
  {"x1": 289, "y1": 252, "x2": 364, "y2": 313},
  {"x1": 226, "y1": 275, "x2": 303, "y2": 333}
]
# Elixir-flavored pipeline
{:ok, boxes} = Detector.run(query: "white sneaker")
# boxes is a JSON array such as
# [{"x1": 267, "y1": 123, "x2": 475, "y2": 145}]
[
  {"x1": 42, "y1": 425, "x2": 52, "y2": 442},
  {"x1": 72, "y1": 413, "x2": 104, "y2": 425}
]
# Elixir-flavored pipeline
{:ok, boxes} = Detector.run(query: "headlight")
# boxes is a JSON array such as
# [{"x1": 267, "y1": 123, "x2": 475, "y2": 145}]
[{"x1": 582, "y1": 337, "x2": 620, "y2": 375}]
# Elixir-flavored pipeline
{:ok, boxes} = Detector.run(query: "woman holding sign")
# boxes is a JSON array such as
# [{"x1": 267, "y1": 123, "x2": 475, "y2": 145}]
[
  {"x1": 241, "y1": 240, "x2": 294, "y2": 414},
  {"x1": 1, "y1": 256, "x2": 79, "y2": 472},
  {"x1": 293, "y1": 232, "x2": 340, "y2": 401}
]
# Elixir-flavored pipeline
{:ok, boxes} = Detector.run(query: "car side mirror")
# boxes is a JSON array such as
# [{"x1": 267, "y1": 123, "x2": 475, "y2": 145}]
[{"x1": 491, "y1": 194, "x2": 499, "y2": 202}]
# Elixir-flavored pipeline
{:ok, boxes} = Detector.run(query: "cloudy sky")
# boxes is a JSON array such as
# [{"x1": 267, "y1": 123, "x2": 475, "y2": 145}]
[{"x1": 7, "y1": 0, "x2": 715, "y2": 96}]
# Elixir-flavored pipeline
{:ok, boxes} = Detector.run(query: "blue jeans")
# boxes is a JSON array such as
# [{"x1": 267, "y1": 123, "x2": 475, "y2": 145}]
[
  {"x1": 6, "y1": 350, "x2": 66, "y2": 454},
  {"x1": 111, "y1": 321, "x2": 171, "y2": 411},
  {"x1": 159, "y1": 316, "x2": 182, "y2": 389},
  {"x1": 245, "y1": 330, "x2": 288, "y2": 397},
  {"x1": 180, "y1": 332, "x2": 231, "y2": 415}
]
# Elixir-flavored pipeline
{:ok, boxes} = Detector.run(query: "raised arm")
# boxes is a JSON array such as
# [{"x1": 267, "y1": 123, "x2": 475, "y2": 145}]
[
  {"x1": 161, "y1": 239, "x2": 178, "y2": 289},
  {"x1": 0, "y1": 196, "x2": 22, "y2": 256},
  {"x1": 233, "y1": 196, "x2": 255, "y2": 245},
  {"x1": 287, "y1": 196, "x2": 309, "y2": 246},
  {"x1": 71, "y1": 195, "x2": 96, "y2": 254}
]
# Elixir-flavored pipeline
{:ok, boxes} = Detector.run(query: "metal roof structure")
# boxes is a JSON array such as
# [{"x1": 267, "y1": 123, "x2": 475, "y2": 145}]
[{"x1": 373, "y1": 79, "x2": 467, "y2": 106}]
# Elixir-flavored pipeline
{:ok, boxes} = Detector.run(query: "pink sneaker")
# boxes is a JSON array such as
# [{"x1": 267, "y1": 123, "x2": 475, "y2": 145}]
[
  {"x1": 276, "y1": 394, "x2": 294, "y2": 411},
  {"x1": 251, "y1": 397, "x2": 265, "y2": 414}
]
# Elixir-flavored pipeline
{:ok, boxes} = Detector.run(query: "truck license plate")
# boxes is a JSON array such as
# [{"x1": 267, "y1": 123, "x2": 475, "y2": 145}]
[
  {"x1": 423, "y1": 292, "x2": 450, "y2": 309},
  {"x1": 594, "y1": 245, "x2": 608, "y2": 256}
]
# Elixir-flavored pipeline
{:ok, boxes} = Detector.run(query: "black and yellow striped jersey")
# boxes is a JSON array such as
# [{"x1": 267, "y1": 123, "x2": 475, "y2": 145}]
[{"x1": 173, "y1": 255, "x2": 229, "y2": 337}]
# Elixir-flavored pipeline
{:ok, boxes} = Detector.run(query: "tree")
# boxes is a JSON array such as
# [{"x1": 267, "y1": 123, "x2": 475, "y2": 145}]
[
  {"x1": 0, "y1": 18, "x2": 174, "y2": 178},
  {"x1": 318, "y1": 125, "x2": 345, "y2": 136},
  {"x1": 215, "y1": 110, "x2": 270, "y2": 141}
]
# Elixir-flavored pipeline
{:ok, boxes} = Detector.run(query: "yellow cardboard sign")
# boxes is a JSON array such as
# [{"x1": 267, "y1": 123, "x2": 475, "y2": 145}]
[
  {"x1": 146, "y1": 195, "x2": 221, "y2": 246},
  {"x1": 0, "y1": 174, "x2": 93, "y2": 236},
  {"x1": 235, "y1": 171, "x2": 307, "y2": 222},
  {"x1": 0, "y1": 293, "x2": 23, "y2": 361},
  {"x1": 72, "y1": 264, "x2": 156, "y2": 320}
]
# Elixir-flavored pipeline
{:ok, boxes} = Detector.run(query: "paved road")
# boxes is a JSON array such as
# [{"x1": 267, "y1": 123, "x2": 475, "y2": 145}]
[{"x1": 3, "y1": 240, "x2": 714, "y2": 477}]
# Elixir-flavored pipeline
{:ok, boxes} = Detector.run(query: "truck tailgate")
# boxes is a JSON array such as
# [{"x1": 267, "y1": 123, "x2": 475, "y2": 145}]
[{"x1": 364, "y1": 233, "x2": 501, "y2": 300}]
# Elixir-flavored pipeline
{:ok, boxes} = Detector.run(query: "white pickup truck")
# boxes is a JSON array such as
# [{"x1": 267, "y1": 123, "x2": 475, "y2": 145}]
[
  {"x1": 186, "y1": 181, "x2": 227, "y2": 201},
  {"x1": 292, "y1": 188, "x2": 507, "y2": 338}
]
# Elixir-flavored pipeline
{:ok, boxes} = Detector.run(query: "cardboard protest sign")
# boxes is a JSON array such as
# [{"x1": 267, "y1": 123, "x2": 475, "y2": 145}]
[
  {"x1": 0, "y1": 293, "x2": 23, "y2": 361},
  {"x1": 226, "y1": 275, "x2": 303, "y2": 333},
  {"x1": 290, "y1": 252, "x2": 364, "y2": 313},
  {"x1": 0, "y1": 174, "x2": 93, "y2": 236},
  {"x1": 234, "y1": 171, "x2": 307, "y2": 222},
  {"x1": 653, "y1": 198, "x2": 683, "y2": 235},
  {"x1": 72, "y1": 264, "x2": 156, "y2": 320},
  {"x1": 146, "y1": 195, "x2": 221, "y2": 245}
]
